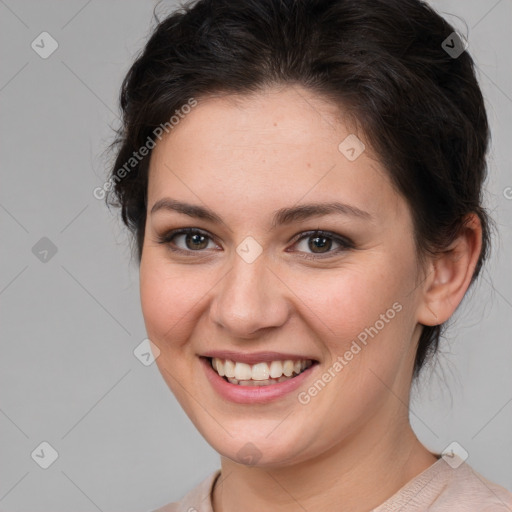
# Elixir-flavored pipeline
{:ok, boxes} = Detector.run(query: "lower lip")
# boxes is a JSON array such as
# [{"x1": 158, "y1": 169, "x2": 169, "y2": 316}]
[{"x1": 200, "y1": 357, "x2": 316, "y2": 404}]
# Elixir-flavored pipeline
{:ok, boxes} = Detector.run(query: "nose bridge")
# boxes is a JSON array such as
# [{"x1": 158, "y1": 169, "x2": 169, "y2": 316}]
[{"x1": 210, "y1": 247, "x2": 288, "y2": 336}]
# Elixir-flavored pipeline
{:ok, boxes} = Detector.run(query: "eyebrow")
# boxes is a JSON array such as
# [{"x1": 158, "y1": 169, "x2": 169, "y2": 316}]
[{"x1": 150, "y1": 198, "x2": 373, "y2": 228}]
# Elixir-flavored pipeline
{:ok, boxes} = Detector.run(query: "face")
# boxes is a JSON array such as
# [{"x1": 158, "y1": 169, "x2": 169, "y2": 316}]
[{"x1": 140, "y1": 86, "x2": 426, "y2": 467}]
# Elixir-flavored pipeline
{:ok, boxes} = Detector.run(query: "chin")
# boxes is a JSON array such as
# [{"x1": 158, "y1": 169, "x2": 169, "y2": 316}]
[{"x1": 197, "y1": 420, "x2": 317, "y2": 468}]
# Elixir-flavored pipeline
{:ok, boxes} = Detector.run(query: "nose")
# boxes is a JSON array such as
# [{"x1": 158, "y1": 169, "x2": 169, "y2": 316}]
[{"x1": 209, "y1": 251, "x2": 290, "y2": 338}]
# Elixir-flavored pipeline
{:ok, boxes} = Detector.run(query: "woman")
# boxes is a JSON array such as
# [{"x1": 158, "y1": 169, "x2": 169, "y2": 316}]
[{"x1": 106, "y1": 0, "x2": 512, "y2": 510}]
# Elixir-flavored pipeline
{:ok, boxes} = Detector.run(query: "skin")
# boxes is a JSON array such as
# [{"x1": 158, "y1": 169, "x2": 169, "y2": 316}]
[{"x1": 139, "y1": 85, "x2": 482, "y2": 512}]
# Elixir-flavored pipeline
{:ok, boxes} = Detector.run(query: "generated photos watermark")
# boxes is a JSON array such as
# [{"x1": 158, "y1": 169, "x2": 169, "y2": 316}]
[
  {"x1": 93, "y1": 97, "x2": 198, "y2": 200},
  {"x1": 297, "y1": 301, "x2": 403, "y2": 405}
]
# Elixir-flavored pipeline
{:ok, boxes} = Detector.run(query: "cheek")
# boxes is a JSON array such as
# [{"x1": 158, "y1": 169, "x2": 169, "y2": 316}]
[
  {"x1": 139, "y1": 249, "x2": 245, "y2": 398},
  {"x1": 293, "y1": 266, "x2": 415, "y2": 438},
  {"x1": 139, "y1": 263, "x2": 170, "y2": 339},
  {"x1": 139, "y1": 254, "x2": 205, "y2": 349},
  {"x1": 298, "y1": 256, "x2": 417, "y2": 399},
  {"x1": 300, "y1": 262, "x2": 410, "y2": 339},
  {"x1": 139, "y1": 255, "x2": 207, "y2": 412}
]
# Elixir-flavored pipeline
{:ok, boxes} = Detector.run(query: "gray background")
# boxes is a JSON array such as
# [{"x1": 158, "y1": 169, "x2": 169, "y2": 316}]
[{"x1": 0, "y1": 1, "x2": 511, "y2": 511}]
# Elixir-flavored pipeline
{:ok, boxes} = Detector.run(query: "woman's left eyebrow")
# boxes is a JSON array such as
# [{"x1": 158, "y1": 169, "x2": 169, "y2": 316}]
[
  {"x1": 270, "y1": 201, "x2": 373, "y2": 229},
  {"x1": 150, "y1": 197, "x2": 373, "y2": 227}
]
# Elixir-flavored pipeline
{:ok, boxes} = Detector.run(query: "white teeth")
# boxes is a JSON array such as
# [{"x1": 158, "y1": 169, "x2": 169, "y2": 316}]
[
  {"x1": 251, "y1": 362, "x2": 270, "y2": 380},
  {"x1": 224, "y1": 359, "x2": 236, "y2": 378},
  {"x1": 215, "y1": 358, "x2": 225, "y2": 377},
  {"x1": 234, "y1": 362, "x2": 252, "y2": 381},
  {"x1": 269, "y1": 360, "x2": 283, "y2": 378},
  {"x1": 230, "y1": 377, "x2": 290, "y2": 387},
  {"x1": 283, "y1": 360, "x2": 294, "y2": 377},
  {"x1": 211, "y1": 357, "x2": 313, "y2": 385}
]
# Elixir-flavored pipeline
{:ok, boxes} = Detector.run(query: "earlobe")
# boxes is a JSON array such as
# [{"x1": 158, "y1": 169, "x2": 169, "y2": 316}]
[
  {"x1": 417, "y1": 213, "x2": 483, "y2": 327},
  {"x1": 425, "y1": 304, "x2": 438, "y2": 324}
]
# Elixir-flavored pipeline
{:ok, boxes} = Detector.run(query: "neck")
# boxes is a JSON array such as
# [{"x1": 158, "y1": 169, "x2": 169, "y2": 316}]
[{"x1": 212, "y1": 415, "x2": 438, "y2": 512}]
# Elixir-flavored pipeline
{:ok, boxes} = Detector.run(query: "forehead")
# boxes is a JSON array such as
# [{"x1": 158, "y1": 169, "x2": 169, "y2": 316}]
[
  {"x1": 147, "y1": 86, "x2": 404, "y2": 226},
  {"x1": 152, "y1": 86, "x2": 358, "y2": 161}
]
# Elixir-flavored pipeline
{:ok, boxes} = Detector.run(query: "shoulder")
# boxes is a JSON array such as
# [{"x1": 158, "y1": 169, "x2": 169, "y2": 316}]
[
  {"x1": 375, "y1": 456, "x2": 512, "y2": 512},
  {"x1": 434, "y1": 461, "x2": 512, "y2": 511},
  {"x1": 148, "y1": 470, "x2": 220, "y2": 512}
]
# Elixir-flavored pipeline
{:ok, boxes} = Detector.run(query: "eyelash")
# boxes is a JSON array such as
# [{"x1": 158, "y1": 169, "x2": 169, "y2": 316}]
[{"x1": 155, "y1": 227, "x2": 354, "y2": 259}]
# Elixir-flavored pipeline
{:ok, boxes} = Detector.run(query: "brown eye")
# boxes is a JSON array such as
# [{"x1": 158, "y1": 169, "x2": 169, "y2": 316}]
[
  {"x1": 292, "y1": 230, "x2": 353, "y2": 258},
  {"x1": 183, "y1": 232, "x2": 209, "y2": 250},
  {"x1": 308, "y1": 235, "x2": 333, "y2": 253},
  {"x1": 157, "y1": 228, "x2": 218, "y2": 254}
]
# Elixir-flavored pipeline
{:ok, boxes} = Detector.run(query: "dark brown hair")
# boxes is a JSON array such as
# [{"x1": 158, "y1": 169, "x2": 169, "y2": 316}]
[{"x1": 106, "y1": 0, "x2": 491, "y2": 379}]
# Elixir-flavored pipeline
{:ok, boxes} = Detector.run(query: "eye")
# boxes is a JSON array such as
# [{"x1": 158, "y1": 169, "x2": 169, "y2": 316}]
[
  {"x1": 156, "y1": 228, "x2": 353, "y2": 259},
  {"x1": 156, "y1": 228, "x2": 219, "y2": 254},
  {"x1": 290, "y1": 230, "x2": 353, "y2": 258}
]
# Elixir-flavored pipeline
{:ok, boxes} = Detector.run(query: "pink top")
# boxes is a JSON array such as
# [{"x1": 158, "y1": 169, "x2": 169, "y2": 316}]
[{"x1": 152, "y1": 456, "x2": 512, "y2": 511}]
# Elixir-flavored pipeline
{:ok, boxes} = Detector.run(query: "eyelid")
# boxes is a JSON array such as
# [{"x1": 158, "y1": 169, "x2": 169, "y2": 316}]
[
  {"x1": 289, "y1": 229, "x2": 353, "y2": 246},
  {"x1": 156, "y1": 227, "x2": 221, "y2": 255},
  {"x1": 288, "y1": 230, "x2": 354, "y2": 258},
  {"x1": 156, "y1": 227, "x2": 354, "y2": 257}
]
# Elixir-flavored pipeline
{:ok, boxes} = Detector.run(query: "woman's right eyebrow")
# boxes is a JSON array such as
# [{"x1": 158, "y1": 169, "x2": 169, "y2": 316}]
[{"x1": 150, "y1": 197, "x2": 222, "y2": 223}]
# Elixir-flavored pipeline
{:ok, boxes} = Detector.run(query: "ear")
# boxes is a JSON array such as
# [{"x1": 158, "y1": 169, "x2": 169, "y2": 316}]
[{"x1": 417, "y1": 213, "x2": 483, "y2": 326}]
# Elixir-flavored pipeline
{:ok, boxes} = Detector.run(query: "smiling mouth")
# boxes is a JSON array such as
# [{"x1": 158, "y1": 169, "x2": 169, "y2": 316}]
[{"x1": 208, "y1": 357, "x2": 315, "y2": 386}]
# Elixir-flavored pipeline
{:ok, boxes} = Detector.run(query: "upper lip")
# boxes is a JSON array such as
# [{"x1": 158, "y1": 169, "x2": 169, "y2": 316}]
[{"x1": 201, "y1": 350, "x2": 318, "y2": 365}]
